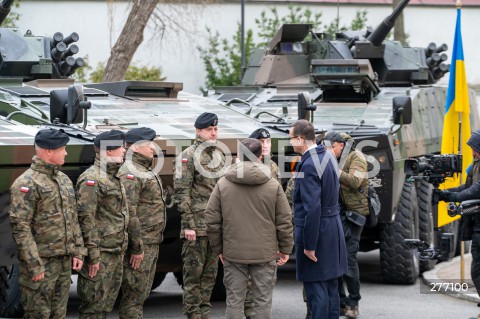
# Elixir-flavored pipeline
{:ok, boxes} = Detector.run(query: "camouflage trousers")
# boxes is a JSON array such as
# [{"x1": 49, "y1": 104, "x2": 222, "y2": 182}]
[
  {"x1": 182, "y1": 236, "x2": 219, "y2": 319},
  {"x1": 77, "y1": 252, "x2": 123, "y2": 319},
  {"x1": 19, "y1": 255, "x2": 71, "y2": 319},
  {"x1": 119, "y1": 244, "x2": 159, "y2": 319}
]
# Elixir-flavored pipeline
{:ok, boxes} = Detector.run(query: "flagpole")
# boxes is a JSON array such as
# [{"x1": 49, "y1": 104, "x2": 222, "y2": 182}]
[{"x1": 455, "y1": 0, "x2": 465, "y2": 285}]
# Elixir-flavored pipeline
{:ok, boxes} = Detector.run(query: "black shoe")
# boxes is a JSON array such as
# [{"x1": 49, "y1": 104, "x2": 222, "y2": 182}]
[{"x1": 245, "y1": 317, "x2": 254, "y2": 319}]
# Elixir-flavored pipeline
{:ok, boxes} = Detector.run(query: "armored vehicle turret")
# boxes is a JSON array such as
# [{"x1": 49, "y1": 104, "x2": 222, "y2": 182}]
[
  {"x1": 0, "y1": 1, "x2": 283, "y2": 316},
  {"x1": 209, "y1": 0, "x2": 480, "y2": 285}
]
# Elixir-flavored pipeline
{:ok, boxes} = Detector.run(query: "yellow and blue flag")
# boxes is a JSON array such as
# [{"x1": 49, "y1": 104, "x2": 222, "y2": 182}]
[{"x1": 438, "y1": 5, "x2": 472, "y2": 227}]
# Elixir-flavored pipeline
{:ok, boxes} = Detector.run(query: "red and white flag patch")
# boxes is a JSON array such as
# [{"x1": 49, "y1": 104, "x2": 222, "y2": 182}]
[
  {"x1": 126, "y1": 174, "x2": 135, "y2": 180},
  {"x1": 181, "y1": 158, "x2": 188, "y2": 163},
  {"x1": 86, "y1": 180, "x2": 95, "y2": 186},
  {"x1": 20, "y1": 186, "x2": 29, "y2": 193}
]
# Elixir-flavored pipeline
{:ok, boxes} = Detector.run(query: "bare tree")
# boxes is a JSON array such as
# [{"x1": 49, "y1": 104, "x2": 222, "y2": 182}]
[
  {"x1": 393, "y1": 0, "x2": 407, "y2": 45},
  {"x1": 103, "y1": 0, "x2": 216, "y2": 82},
  {"x1": 103, "y1": 0, "x2": 158, "y2": 82}
]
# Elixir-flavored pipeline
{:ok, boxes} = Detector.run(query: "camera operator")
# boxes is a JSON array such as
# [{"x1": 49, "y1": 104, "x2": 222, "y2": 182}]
[{"x1": 436, "y1": 129, "x2": 480, "y2": 297}]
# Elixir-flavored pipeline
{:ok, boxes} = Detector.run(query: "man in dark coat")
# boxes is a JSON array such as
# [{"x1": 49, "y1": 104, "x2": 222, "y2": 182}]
[{"x1": 290, "y1": 120, "x2": 348, "y2": 319}]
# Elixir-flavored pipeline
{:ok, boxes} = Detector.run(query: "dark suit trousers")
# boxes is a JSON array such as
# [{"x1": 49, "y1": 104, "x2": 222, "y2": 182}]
[{"x1": 303, "y1": 278, "x2": 339, "y2": 319}]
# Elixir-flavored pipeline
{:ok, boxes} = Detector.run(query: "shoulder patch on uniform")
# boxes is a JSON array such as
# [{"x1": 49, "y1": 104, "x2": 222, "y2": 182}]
[
  {"x1": 182, "y1": 158, "x2": 188, "y2": 163},
  {"x1": 86, "y1": 180, "x2": 95, "y2": 186},
  {"x1": 126, "y1": 174, "x2": 135, "y2": 180},
  {"x1": 19, "y1": 186, "x2": 29, "y2": 193}
]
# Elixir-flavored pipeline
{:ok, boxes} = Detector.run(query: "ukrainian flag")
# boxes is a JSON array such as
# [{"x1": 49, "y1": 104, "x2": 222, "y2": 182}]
[{"x1": 438, "y1": 4, "x2": 473, "y2": 227}]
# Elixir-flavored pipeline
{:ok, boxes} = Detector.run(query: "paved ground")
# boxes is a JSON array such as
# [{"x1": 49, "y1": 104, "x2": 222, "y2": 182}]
[{"x1": 423, "y1": 252, "x2": 480, "y2": 305}]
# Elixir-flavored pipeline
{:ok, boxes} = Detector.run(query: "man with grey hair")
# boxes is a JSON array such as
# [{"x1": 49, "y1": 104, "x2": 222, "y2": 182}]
[
  {"x1": 290, "y1": 120, "x2": 347, "y2": 319},
  {"x1": 206, "y1": 138, "x2": 293, "y2": 319}
]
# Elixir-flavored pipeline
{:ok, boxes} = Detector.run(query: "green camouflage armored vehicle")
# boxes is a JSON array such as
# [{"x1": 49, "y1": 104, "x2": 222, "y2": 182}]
[
  {"x1": 0, "y1": 1, "x2": 289, "y2": 316},
  {"x1": 208, "y1": 0, "x2": 480, "y2": 284}
]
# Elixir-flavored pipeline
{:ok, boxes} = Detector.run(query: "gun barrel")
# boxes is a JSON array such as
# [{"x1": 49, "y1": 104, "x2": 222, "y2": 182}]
[
  {"x1": 367, "y1": 0, "x2": 410, "y2": 47},
  {"x1": 0, "y1": 0, "x2": 13, "y2": 26}
]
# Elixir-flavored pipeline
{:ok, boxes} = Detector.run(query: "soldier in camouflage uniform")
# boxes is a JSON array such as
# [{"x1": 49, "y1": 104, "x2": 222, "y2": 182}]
[
  {"x1": 323, "y1": 132, "x2": 369, "y2": 319},
  {"x1": 118, "y1": 127, "x2": 167, "y2": 319},
  {"x1": 9, "y1": 129, "x2": 86, "y2": 318},
  {"x1": 173, "y1": 112, "x2": 226, "y2": 319},
  {"x1": 249, "y1": 128, "x2": 279, "y2": 182},
  {"x1": 76, "y1": 130, "x2": 144, "y2": 319},
  {"x1": 284, "y1": 155, "x2": 303, "y2": 211},
  {"x1": 243, "y1": 128, "x2": 280, "y2": 319}
]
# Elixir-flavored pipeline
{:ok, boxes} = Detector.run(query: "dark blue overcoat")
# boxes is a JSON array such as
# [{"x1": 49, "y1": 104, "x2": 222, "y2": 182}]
[{"x1": 293, "y1": 145, "x2": 348, "y2": 282}]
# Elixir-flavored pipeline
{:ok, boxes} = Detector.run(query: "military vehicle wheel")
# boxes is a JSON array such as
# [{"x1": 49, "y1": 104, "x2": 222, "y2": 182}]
[
  {"x1": 416, "y1": 180, "x2": 437, "y2": 273},
  {"x1": 210, "y1": 262, "x2": 226, "y2": 301},
  {"x1": 0, "y1": 265, "x2": 23, "y2": 318},
  {"x1": 380, "y1": 183, "x2": 420, "y2": 284},
  {"x1": 150, "y1": 272, "x2": 167, "y2": 291}
]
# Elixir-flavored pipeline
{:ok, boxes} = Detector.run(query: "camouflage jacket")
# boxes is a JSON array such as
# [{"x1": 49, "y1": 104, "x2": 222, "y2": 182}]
[
  {"x1": 173, "y1": 138, "x2": 226, "y2": 238},
  {"x1": 284, "y1": 175, "x2": 295, "y2": 211},
  {"x1": 119, "y1": 152, "x2": 166, "y2": 246},
  {"x1": 9, "y1": 156, "x2": 86, "y2": 277},
  {"x1": 76, "y1": 158, "x2": 141, "y2": 264},
  {"x1": 339, "y1": 150, "x2": 369, "y2": 215},
  {"x1": 264, "y1": 156, "x2": 280, "y2": 182}
]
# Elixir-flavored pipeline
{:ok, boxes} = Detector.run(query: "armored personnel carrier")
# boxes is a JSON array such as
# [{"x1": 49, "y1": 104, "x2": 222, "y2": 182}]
[
  {"x1": 208, "y1": 0, "x2": 480, "y2": 285},
  {"x1": 0, "y1": 1, "x2": 288, "y2": 316}
]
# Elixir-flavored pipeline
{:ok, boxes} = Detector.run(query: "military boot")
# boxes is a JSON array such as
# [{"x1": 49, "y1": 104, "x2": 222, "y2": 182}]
[{"x1": 344, "y1": 306, "x2": 359, "y2": 318}]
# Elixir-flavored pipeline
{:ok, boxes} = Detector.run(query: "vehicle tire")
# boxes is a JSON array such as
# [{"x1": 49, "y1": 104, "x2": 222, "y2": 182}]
[
  {"x1": 210, "y1": 262, "x2": 226, "y2": 301},
  {"x1": 0, "y1": 264, "x2": 23, "y2": 318},
  {"x1": 150, "y1": 272, "x2": 167, "y2": 291},
  {"x1": 380, "y1": 183, "x2": 420, "y2": 284},
  {"x1": 416, "y1": 180, "x2": 437, "y2": 273}
]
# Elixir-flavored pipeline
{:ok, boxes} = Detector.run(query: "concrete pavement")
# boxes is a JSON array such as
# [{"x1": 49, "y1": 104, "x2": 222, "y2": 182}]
[{"x1": 423, "y1": 253, "x2": 480, "y2": 304}]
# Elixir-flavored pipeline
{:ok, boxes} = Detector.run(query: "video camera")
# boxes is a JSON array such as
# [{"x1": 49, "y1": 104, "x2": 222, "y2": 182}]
[
  {"x1": 404, "y1": 233, "x2": 455, "y2": 262},
  {"x1": 447, "y1": 199, "x2": 480, "y2": 217},
  {"x1": 404, "y1": 154, "x2": 462, "y2": 187}
]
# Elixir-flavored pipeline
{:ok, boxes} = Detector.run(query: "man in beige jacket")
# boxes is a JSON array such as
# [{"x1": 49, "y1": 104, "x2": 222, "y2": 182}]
[{"x1": 205, "y1": 138, "x2": 293, "y2": 319}]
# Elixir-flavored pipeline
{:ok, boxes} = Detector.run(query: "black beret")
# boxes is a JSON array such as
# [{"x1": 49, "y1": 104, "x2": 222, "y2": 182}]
[
  {"x1": 94, "y1": 129, "x2": 125, "y2": 150},
  {"x1": 194, "y1": 112, "x2": 218, "y2": 129},
  {"x1": 34, "y1": 129, "x2": 70, "y2": 149},
  {"x1": 125, "y1": 127, "x2": 156, "y2": 144},
  {"x1": 249, "y1": 128, "x2": 271, "y2": 139},
  {"x1": 467, "y1": 130, "x2": 480, "y2": 153}
]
